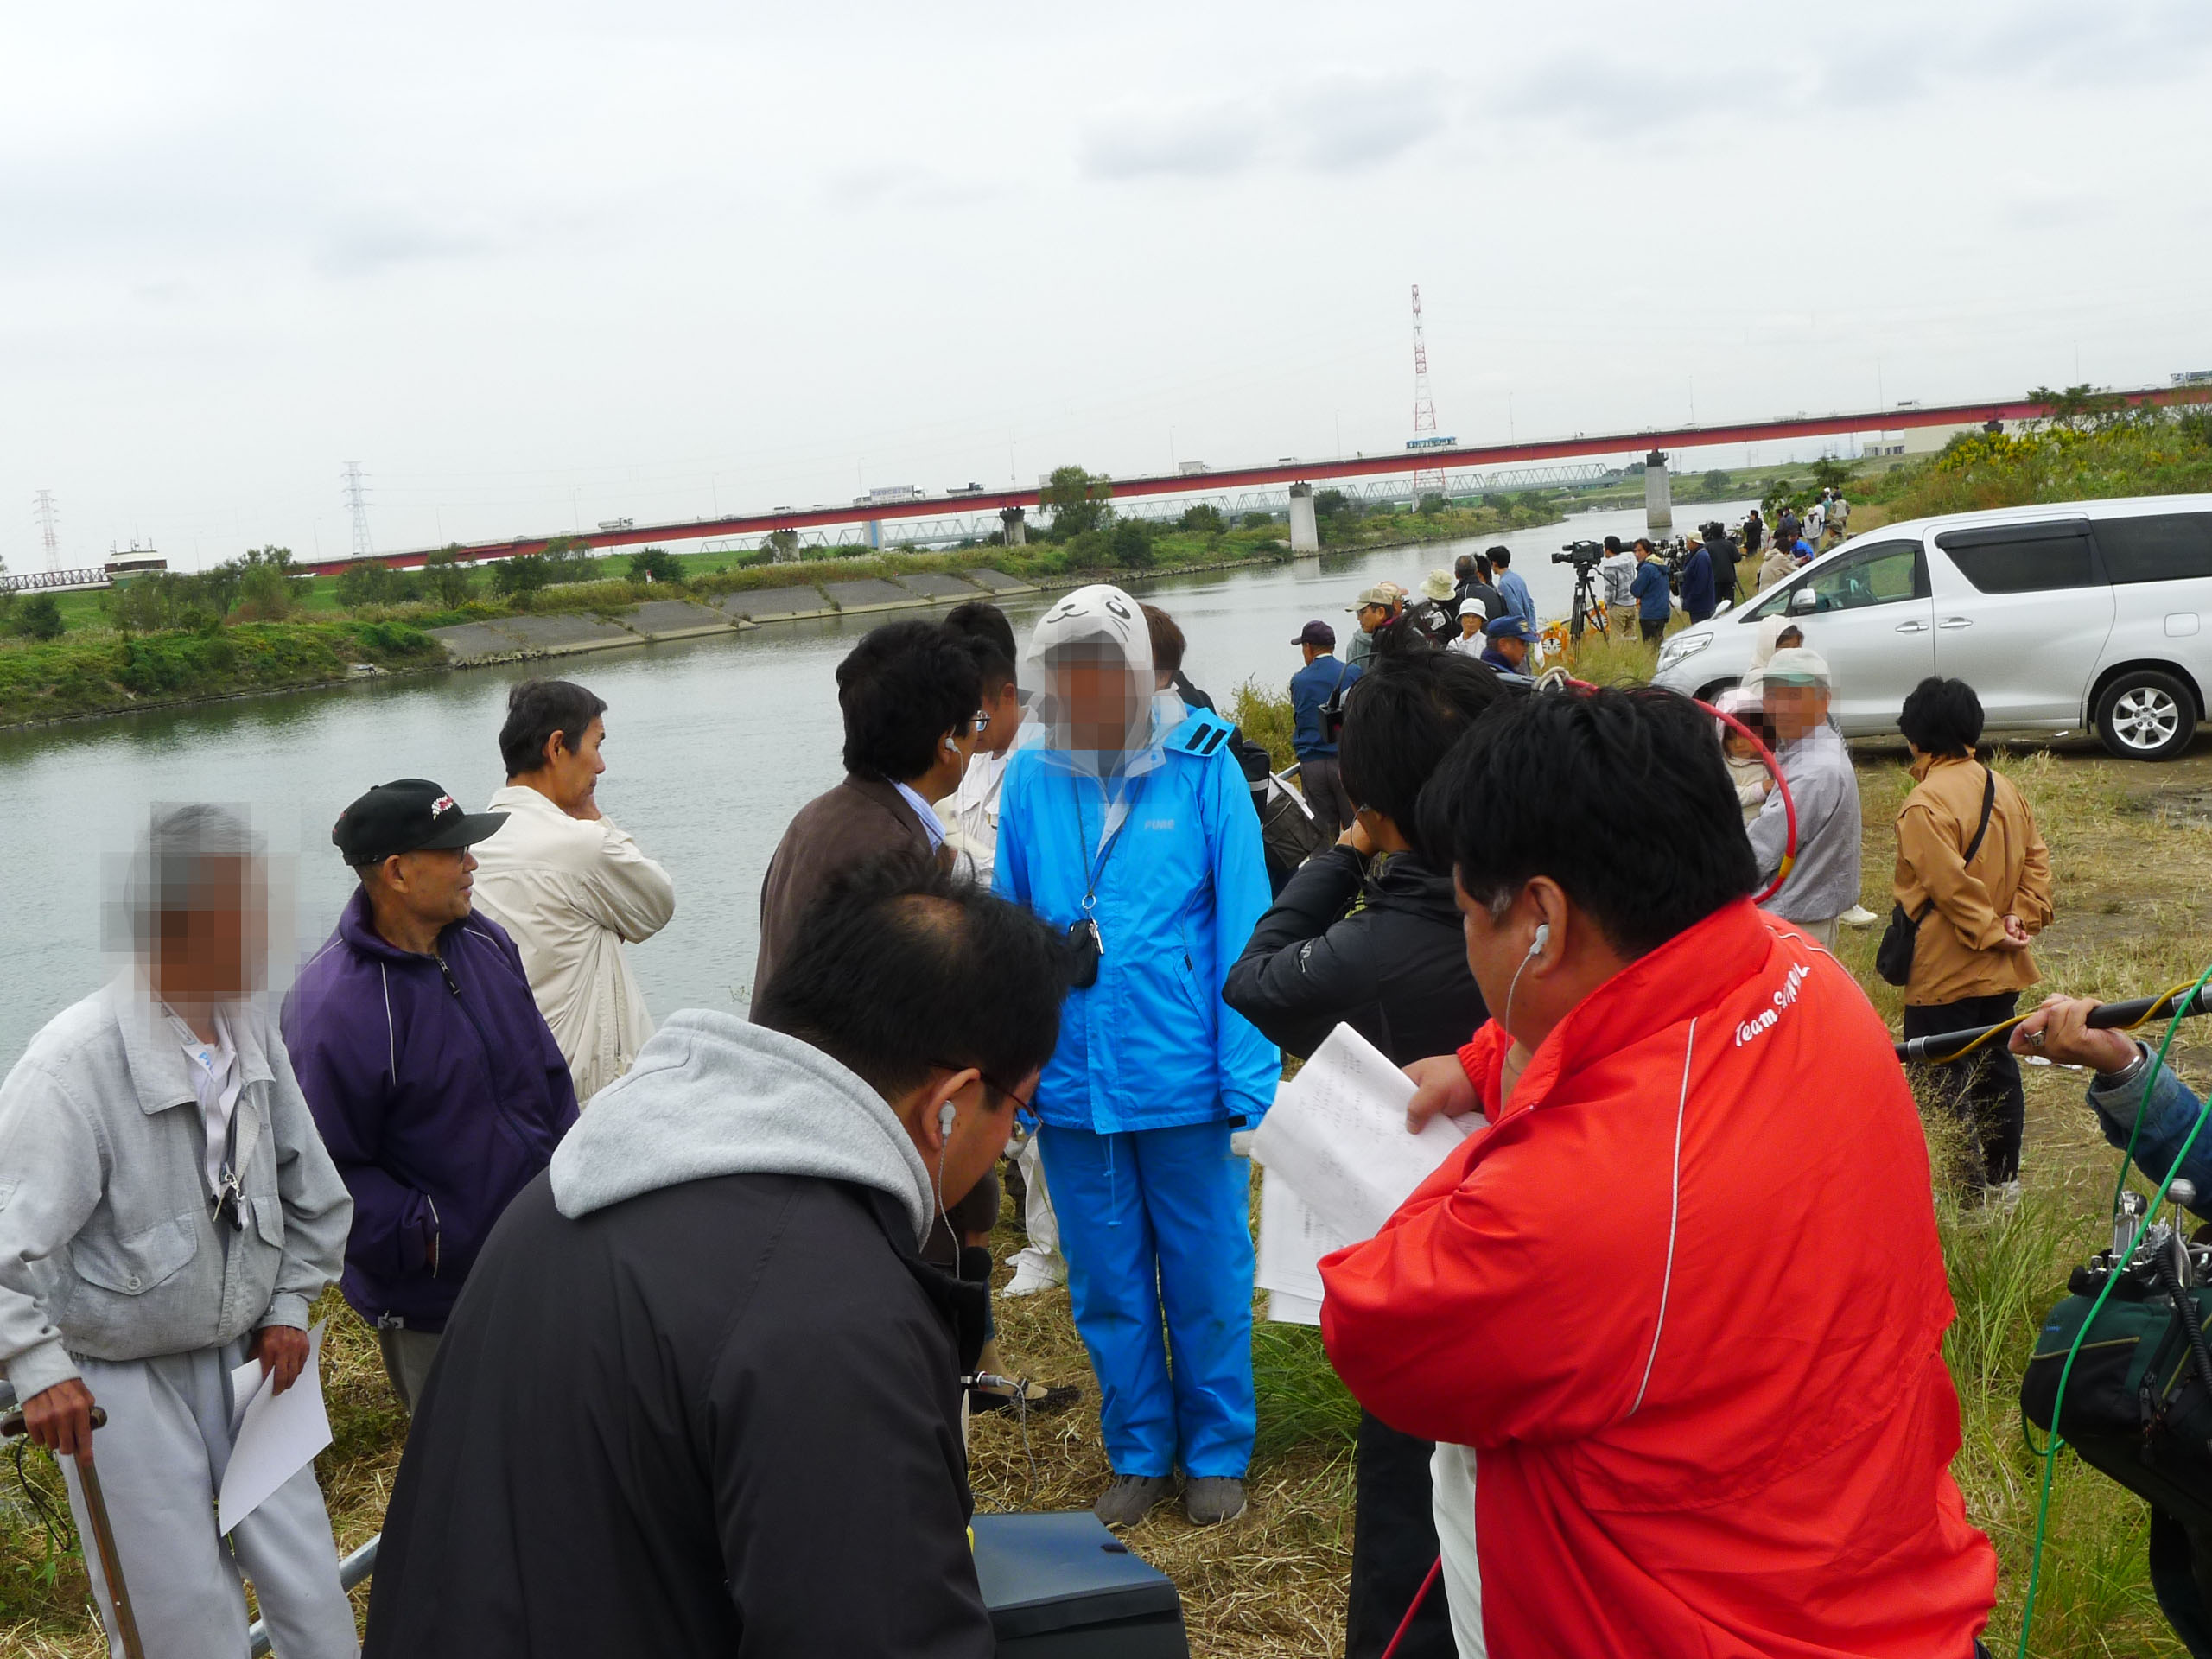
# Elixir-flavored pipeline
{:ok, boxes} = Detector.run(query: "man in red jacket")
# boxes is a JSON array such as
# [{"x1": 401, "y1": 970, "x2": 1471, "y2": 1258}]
[{"x1": 1321, "y1": 685, "x2": 1996, "y2": 1659}]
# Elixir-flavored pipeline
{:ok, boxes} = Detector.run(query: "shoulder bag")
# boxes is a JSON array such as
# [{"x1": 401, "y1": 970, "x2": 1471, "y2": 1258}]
[{"x1": 1875, "y1": 766, "x2": 1996, "y2": 988}]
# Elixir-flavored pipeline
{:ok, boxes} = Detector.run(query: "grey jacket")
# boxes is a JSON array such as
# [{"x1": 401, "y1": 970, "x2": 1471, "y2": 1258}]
[
  {"x1": 1747, "y1": 721, "x2": 1864, "y2": 925},
  {"x1": 0, "y1": 977, "x2": 353, "y2": 1402},
  {"x1": 549, "y1": 1010, "x2": 936, "y2": 1243}
]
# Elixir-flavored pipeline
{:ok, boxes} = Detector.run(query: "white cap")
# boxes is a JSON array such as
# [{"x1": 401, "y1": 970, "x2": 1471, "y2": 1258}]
[{"x1": 1760, "y1": 646, "x2": 1831, "y2": 688}]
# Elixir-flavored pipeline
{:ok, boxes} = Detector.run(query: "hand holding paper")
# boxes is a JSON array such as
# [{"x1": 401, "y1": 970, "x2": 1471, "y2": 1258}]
[
  {"x1": 1250, "y1": 1025, "x2": 1478, "y2": 1324},
  {"x1": 1252, "y1": 1024, "x2": 1476, "y2": 1243},
  {"x1": 219, "y1": 1319, "x2": 333, "y2": 1536}
]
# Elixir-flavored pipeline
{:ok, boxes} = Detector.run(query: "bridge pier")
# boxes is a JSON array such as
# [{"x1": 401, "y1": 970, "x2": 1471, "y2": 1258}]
[
  {"x1": 1287, "y1": 483, "x2": 1319, "y2": 556},
  {"x1": 999, "y1": 506, "x2": 1027, "y2": 548},
  {"x1": 1643, "y1": 449, "x2": 1673, "y2": 535}
]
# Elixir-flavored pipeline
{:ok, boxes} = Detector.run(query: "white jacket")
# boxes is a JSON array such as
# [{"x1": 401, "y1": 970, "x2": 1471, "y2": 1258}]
[
  {"x1": 470, "y1": 786, "x2": 675, "y2": 1104},
  {"x1": 944, "y1": 748, "x2": 1007, "y2": 884}
]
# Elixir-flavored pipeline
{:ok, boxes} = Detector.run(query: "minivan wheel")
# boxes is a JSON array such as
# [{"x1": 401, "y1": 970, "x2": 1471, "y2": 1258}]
[{"x1": 2094, "y1": 670, "x2": 2197, "y2": 761}]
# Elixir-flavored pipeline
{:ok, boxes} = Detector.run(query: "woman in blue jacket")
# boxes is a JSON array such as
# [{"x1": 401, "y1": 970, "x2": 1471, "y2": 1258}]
[{"x1": 994, "y1": 585, "x2": 1278, "y2": 1529}]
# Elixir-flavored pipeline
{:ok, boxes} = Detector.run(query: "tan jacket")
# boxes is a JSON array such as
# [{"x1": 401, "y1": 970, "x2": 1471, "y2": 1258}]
[
  {"x1": 1891, "y1": 754, "x2": 2054, "y2": 1007},
  {"x1": 471, "y1": 786, "x2": 675, "y2": 1103}
]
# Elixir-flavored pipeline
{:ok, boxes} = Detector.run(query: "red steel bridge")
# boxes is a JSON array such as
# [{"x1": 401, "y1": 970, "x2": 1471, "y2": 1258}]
[{"x1": 297, "y1": 385, "x2": 2206, "y2": 577}]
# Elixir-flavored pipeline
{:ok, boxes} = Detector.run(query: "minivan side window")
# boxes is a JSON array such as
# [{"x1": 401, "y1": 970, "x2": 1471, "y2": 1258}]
[
  {"x1": 1936, "y1": 523, "x2": 2097, "y2": 594},
  {"x1": 2094, "y1": 512, "x2": 2212, "y2": 584},
  {"x1": 1746, "y1": 540, "x2": 1925, "y2": 620}
]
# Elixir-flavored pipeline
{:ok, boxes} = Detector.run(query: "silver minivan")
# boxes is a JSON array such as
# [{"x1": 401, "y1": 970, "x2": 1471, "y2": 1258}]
[{"x1": 1651, "y1": 493, "x2": 2212, "y2": 760}]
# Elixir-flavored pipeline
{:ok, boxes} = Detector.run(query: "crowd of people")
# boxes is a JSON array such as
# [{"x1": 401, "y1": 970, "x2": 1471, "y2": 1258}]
[{"x1": 0, "y1": 531, "x2": 2164, "y2": 1659}]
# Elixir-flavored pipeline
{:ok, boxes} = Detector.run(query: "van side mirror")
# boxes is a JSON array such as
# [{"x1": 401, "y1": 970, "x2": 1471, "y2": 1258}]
[{"x1": 1787, "y1": 587, "x2": 1819, "y2": 616}]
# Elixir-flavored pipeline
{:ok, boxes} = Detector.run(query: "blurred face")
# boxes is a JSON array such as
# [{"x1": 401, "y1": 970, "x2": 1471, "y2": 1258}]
[
  {"x1": 149, "y1": 855, "x2": 264, "y2": 1007},
  {"x1": 1460, "y1": 611, "x2": 1483, "y2": 639},
  {"x1": 1763, "y1": 682, "x2": 1830, "y2": 743},
  {"x1": 540, "y1": 716, "x2": 607, "y2": 813},
  {"x1": 1058, "y1": 655, "x2": 1141, "y2": 753},
  {"x1": 1492, "y1": 634, "x2": 1529, "y2": 668},
  {"x1": 1357, "y1": 602, "x2": 1388, "y2": 634}
]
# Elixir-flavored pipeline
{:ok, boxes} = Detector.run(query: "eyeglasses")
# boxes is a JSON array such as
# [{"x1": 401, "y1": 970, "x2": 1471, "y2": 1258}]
[
  {"x1": 968, "y1": 712, "x2": 992, "y2": 734},
  {"x1": 931, "y1": 1060, "x2": 1036, "y2": 1119}
]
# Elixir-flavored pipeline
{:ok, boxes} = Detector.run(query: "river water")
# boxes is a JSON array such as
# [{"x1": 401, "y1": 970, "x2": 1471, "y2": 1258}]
[{"x1": 0, "y1": 501, "x2": 1751, "y2": 1060}]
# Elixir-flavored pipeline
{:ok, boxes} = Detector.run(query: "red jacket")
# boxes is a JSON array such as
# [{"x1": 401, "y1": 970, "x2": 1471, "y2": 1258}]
[{"x1": 1320, "y1": 900, "x2": 1994, "y2": 1658}]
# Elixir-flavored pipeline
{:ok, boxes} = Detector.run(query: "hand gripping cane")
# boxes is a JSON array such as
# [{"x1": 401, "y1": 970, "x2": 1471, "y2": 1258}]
[{"x1": 2, "y1": 1402, "x2": 149, "y2": 1659}]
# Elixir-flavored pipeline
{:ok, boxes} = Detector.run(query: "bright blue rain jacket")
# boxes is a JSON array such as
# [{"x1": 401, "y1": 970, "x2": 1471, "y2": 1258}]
[{"x1": 995, "y1": 706, "x2": 1279, "y2": 1134}]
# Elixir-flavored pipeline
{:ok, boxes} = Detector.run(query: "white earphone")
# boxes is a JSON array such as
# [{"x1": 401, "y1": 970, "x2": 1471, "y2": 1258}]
[
  {"x1": 938, "y1": 1101, "x2": 957, "y2": 1137},
  {"x1": 1504, "y1": 920, "x2": 1550, "y2": 1033}
]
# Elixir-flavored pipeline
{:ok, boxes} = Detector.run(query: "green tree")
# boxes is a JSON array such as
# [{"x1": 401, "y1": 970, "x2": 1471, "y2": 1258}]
[
  {"x1": 13, "y1": 594, "x2": 63, "y2": 640},
  {"x1": 1808, "y1": 457, "x2": 1854, "y2": 493},
  {"x1": 423, "y1": 546, "x2": 477, "y2": 608},
  {"x1": 1107, "y1": 518, "x2": 1154, "y2": 569},
  {"x1": 232, "y1": 546, "x2": 306, "y2": 620},
  {"x1": 492, "y1": 553, "x2": 551, "y2": 598},
  {"x1": 335, "y1": 559, "x2": 416, "y2": 608},
  {"x1": 628, "y1": 547, "x2": 685, "y2": 584},
  {"x1": 1417, "y1": 492, "x2": 1447, "y2": 517},
  {"x1": 1178, "y1": 504, "x2": 1225, "y2": 535},
  {"x1": 1702, "y1": 469, "x2": 1732, "y2": 494},
  {"x1": 540, "y1": 536, "x2": 597, "y2": 584},
  {"x1": 1040, "y1": 466, "x2": 1113, "y2": 539},
  {"x1": 2026, "y1": 383, "x2": 2132, "y2": 433}
]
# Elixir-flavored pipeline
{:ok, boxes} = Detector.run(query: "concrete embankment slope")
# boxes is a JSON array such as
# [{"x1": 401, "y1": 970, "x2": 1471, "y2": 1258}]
[{"x1": 426, "y1": 567, "x2": 1041, "y2": 665}]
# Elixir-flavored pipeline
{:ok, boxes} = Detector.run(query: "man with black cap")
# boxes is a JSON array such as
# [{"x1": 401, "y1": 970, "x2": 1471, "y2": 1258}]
[
  {"x1": 1289, "y1": 620, "x2": 1361, "y2": 835},
  {"x1": 282, "y1": 779, "x2": 580, "y2": 1411}
]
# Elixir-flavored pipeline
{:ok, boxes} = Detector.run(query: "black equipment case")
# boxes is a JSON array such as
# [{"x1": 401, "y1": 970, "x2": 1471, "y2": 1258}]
[{"x1": 973, "y1": 1511, "x2": 1190, "y2": 1658}]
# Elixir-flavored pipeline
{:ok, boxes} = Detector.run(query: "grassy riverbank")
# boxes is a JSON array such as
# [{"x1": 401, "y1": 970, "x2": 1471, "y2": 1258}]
[{"x1": 0, "y1": 498, "x2": 1561, "y2": 730}]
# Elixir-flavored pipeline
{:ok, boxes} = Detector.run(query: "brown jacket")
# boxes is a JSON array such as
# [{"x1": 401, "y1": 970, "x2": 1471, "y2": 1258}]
[
  {"x1": 751, "y1": 775, "x2": 947, "y2": 1016},
  {"x1": 1891, "y1": 754, "x2": 2055, "y2": 1007}
]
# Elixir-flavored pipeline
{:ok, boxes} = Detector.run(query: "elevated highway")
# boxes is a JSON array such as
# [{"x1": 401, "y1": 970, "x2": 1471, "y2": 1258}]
[{"x1": 297, "y1": 385, "x2": 2204, "y2": 577}]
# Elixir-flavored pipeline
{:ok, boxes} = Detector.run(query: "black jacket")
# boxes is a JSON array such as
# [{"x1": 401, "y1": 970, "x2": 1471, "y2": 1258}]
[
  {"x1": 1222, "y1": 844, "x2": 1486, "y2": 1065},
  {"x1": 363, "y1": 1171, "x2": 992, "y2": 1658}
]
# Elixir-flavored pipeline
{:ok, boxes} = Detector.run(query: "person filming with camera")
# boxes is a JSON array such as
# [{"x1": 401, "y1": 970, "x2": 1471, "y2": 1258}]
[{"x1": 1319, "y1": 685, "x2": 1997, "y2": 1658}]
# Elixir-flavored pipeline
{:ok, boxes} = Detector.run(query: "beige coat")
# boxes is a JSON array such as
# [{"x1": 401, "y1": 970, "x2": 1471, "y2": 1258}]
[
  {"x1": 1891, "y1": 754, "x2": 2054, "y2": 1007},
  {"x1": 471, "y1": 785, "x2": 675, "y2": 1103}
]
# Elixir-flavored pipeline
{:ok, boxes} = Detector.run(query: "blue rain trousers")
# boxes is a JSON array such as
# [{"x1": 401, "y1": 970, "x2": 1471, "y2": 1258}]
[{"x1": 1039, "y1": 1119, "x2": 1256, "y2": 1478}]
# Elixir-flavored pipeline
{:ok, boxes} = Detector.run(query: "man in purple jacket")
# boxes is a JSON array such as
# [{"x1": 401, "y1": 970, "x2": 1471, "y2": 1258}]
[{"x1": 282, "y1": 778, "x2": 580, "y2": 1412}]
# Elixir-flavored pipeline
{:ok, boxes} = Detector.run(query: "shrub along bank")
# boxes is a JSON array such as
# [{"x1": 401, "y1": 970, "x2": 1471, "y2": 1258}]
[{"x1": 0, "y1": 619, "x2": 440, "y2": 727}]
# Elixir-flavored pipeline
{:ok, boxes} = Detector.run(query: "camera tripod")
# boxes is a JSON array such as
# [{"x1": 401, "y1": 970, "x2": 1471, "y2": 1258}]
[{"x1": 1565, "y1": 561, "x2": 1605, "y2": 643}]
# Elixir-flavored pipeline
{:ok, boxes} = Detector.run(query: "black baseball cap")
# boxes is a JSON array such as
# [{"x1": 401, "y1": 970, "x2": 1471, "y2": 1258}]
[
  {"x1": 333, "y1": 779, "x2": 507, "y2": 867},
  {"x1": 1292, "y1": 620, "x2": 1336, "y2": 649}
]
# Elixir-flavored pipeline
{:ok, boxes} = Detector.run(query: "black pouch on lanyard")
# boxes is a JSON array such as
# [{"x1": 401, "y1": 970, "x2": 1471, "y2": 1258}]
[{"x1": 1065, "y1": 918, "x2": 1103, "y2": 988}]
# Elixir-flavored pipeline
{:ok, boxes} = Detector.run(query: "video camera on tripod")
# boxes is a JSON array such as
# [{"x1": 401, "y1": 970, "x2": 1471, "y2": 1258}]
[{"x1": 1553, "y1": 539, "x2": 1606, "y2": 569}]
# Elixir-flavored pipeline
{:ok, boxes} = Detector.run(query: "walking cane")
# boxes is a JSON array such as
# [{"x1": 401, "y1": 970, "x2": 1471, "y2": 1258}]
[{"x1": 2, "y1": 1402, "x2": 149, "y2": 1659}]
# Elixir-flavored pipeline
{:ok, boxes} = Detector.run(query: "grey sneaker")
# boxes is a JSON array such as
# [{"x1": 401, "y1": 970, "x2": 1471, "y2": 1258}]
[
  {"x1": 1183, "y1": 1476, "x2": 1247, "y2": 1526},
  {"x1": 1093, "y1": 1473, "x2": 1176, "y2": 1527}
]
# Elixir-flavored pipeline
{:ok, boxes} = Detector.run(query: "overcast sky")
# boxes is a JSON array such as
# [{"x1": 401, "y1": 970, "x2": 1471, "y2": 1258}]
[{"x1": 3, "y1": 0, "x2": 2208, "y2": 570}]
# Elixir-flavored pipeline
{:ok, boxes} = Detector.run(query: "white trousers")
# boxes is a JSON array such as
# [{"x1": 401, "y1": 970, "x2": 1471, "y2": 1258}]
[
  {"x1": 1007, "y1": 1133, "x2": 1064, "y2": 1276},
  {"x1": 60, "y1": 1339, "x2": 358, "y2": 1659}
]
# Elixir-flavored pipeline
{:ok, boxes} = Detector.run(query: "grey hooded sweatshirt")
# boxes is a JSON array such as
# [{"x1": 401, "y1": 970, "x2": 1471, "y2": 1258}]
[
  {"x1": 362, "y1": 1008, "x2": 994, "y2": 1658},
  {"x1": 548, "y1": 1010, "x2": 938, "y2": 1237}
]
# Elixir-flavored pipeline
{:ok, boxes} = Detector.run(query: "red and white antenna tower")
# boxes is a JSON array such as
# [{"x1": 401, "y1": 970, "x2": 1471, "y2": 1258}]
[
  {"x1": 33, "y1": 491, "x2": 61, "y2": 572},
  {"x1": 1410, "y1": 284, "x2": 1438, "y2": 439},
  {"x1": 1409, "y1": 284, "x2": 1445, "y2": 500}
]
